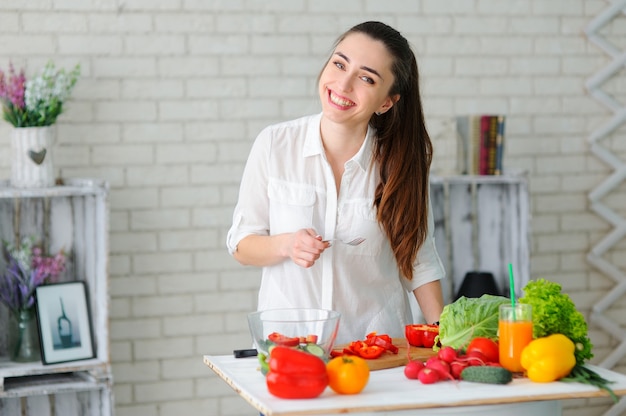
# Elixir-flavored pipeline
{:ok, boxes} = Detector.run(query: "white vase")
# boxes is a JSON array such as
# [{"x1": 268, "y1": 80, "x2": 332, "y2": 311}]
[{"x1": 10, "y1": 126, "x2": 56, "y2": 188}]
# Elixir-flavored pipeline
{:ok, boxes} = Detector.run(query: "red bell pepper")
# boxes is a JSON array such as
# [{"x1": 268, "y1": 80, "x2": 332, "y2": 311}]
[
  {"x1": 266, "y1": 346, "x2": 328, "y2": 399},
  {"x1": 405, "y1": 324, "x2": 439, "y2": 348}
]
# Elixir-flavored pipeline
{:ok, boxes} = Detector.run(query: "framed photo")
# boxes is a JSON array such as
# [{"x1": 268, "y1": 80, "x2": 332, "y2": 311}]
[{"x1": 35, "y1": 281, "x2": 95, "y2": 365}]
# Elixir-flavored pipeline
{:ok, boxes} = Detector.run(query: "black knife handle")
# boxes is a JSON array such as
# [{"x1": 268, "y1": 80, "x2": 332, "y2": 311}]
[{"x1": 233, "y1": 348, "x2": 258, "y2": 358}]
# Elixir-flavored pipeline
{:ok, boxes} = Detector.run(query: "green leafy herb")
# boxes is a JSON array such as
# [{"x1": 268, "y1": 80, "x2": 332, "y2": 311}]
[
  {"x1": 561, "y1": 365, "x2": 618, "y2": 403},
  {"x1": 519, "y1": 279, "x2": 592, "y2": 365},
  {"x1": 436, "y1": 294, "x2": 509, "y2": 350}
]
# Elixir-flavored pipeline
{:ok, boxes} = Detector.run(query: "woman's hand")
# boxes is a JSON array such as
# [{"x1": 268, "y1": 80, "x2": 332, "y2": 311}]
[
  {"x1": 233, "y1": 229, "x2": 330, "y2": 268},
  {"x1": 287, "y1": 229, "x2": 330, "y2": 268}
]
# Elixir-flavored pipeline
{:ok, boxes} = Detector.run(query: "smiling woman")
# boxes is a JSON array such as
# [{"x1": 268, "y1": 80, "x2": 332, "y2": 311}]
[{"x1": 227, "y1": 21, "x2": 445, "y2": 345}]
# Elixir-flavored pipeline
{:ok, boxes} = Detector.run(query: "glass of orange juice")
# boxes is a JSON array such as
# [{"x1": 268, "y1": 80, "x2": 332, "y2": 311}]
[{"x1": 498, "y1": 303, "x2": 533, "y2": 373}]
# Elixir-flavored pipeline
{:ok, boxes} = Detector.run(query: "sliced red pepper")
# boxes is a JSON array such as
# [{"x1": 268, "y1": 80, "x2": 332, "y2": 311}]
[
  {"x1": 329, "y1": 349, "x2": 344, "y2": 358},
  {"x1": 268, "y1": 332, "x2": 300, "y2": 347},
  {"x1": 347, "y1": 340, "x2": 366, "y2": 355},
  {"x1": 366, "y1": 332, "x2": 392, "y2": 344},
  {"x1": 331, "y1": 333, "x2": 398, "y2": 359},
  {"x1": 342, "y1": 347, "x2": 357, "y2": 356},
  {"x1": 357, "y1": 345, "x2": 385, "y2": 359},
  {"x1": 366, "y1": 333, "x2": 399, "y2": 354}
]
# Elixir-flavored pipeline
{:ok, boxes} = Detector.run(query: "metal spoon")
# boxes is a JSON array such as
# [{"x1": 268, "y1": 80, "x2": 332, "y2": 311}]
[{"x1": 323, "y1": 237, "x2": 366, "y2": 246}]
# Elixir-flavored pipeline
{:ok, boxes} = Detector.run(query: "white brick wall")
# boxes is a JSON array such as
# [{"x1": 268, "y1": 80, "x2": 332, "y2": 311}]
[{"x1": 1, "y1": 1, "x2": 625, "y2": 415}]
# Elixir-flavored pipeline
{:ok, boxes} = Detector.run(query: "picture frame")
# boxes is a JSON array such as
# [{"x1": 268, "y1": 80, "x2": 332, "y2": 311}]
[{"x1": 35, "y1": 281, "x2": 95, "y2": 365}]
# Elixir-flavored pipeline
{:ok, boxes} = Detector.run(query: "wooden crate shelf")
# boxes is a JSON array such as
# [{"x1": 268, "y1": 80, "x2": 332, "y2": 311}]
[
  {"x1": 430, "y1": 172, "x2": 530, "y2": 303},
  {"x1": 0, "y1": 178, "x2": 113, "y2": 415}
]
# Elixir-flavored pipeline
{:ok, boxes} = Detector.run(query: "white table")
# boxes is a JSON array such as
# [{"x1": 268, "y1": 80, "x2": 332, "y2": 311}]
[{"x1": 204, "y1": 354, "x2": 626, "y2": 416}]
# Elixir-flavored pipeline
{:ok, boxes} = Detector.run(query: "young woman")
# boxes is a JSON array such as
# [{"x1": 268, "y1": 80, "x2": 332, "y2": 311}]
[{"x1": 227, "y1": 21, "x2": 445, "y2": 344}]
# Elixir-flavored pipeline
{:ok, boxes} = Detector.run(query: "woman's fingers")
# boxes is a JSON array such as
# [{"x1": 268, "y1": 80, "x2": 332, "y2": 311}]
[{"x1": 290, "y1": 229, "x2": 327, "y2": 267}]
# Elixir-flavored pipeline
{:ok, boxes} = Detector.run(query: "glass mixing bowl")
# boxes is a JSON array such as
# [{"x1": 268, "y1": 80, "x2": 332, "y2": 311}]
[{"x1": 247, "y1": 308, "x2": 341, "y2": 357}]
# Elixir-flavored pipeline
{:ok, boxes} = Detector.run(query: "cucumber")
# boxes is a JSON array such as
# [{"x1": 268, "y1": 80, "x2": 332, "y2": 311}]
[
  {"x1": 303, "y1": 343, "x2": 325, "y2": 357},
  {"x1": 461, "y1": 366, "x2": 513, "y2": 385}
]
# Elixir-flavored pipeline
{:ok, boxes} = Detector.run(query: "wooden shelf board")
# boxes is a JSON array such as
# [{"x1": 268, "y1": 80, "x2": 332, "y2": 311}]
[{"x1": 0, "y1": 372, "x2": 110, "y2": 398}]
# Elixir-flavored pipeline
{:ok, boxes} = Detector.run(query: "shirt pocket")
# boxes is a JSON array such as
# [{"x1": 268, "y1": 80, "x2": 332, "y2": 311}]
[
  {"x1": 347, "y1": 202, "x2": 383, "y2": 256},
  {"x1": 268, "y1": 180, "x2": 316, "y2": 234}
]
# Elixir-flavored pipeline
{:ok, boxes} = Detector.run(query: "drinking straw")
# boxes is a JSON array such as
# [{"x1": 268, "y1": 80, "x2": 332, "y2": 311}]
[{"x1": 508, "y1": 263, "x2": 516, "y2": 321}]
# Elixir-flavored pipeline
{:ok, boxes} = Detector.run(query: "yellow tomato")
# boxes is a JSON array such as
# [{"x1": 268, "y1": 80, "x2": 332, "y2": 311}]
[{"x1": 326, "y1": 355, "x2": 370, "y2": 395}]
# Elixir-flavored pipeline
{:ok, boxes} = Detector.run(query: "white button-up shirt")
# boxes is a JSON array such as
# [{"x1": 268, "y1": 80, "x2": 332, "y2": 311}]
[{"x1": 227, "y1": 113, "x2": 445, "y2": 345}]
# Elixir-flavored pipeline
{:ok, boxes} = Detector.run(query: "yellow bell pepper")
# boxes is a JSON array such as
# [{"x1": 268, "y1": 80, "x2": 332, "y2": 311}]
[{"x1": 520, "y1": 333, "x2": 576, "y2": 383}]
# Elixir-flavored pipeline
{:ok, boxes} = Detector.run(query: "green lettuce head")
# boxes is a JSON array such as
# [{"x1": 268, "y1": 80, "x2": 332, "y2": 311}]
[
  {"x1": 519, "y1": 278, "x2": 592, "y2": 365},
  {"x1": 436, "y1": 294, "x2": 509, "y2": 350}
]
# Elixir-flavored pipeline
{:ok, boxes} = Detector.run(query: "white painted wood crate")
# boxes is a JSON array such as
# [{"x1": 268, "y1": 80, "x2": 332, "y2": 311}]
[
  {"x1": 0, "y1": 178, "x2": 113, "y2": 416},
  {"x1": 430, "y1": 172, "x2": 530, "y2": 304}
]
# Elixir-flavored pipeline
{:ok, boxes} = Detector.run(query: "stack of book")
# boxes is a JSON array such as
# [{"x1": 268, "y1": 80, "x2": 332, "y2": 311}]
[{"x1": 455, "y1": 114, "x2": 506, "y2": 176}]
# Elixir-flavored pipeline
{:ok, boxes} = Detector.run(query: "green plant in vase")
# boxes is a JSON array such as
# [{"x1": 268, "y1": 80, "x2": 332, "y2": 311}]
[
  {"x1": 0, "y1": 61, "x2": 80, "y2": 187},
  {"x1": 0, "y1": 236, "x2": 66, "y2": 362},
  {"x1": 0, "y1": 61, "x2": 80, "y2": 127}
]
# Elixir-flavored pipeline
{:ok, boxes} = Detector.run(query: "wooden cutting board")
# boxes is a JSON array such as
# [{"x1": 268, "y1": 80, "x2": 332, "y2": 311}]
[{"x1": 333, "y1": 338, "x2": 437, "y2": 371}]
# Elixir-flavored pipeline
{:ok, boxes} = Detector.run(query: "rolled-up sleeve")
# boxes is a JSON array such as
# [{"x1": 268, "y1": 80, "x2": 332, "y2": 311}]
[{"x1": 226, "y1": 128, "x2": 272, "y2": 255}]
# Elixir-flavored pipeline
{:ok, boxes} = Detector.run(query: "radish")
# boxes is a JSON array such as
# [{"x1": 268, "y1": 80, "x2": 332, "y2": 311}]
[
  {"x1": 465, "y1": 350, "x2": 487, "y2": 366},
  {"x1": 424, "y1": 357, "x2": 454, "y2": 381},
  {"x1": 486, "y1": 362, "x2": 504, "y2": 367},
  {"x1": 417, "y1": 367, "x2": 441, "y2": 384},
  {"x1": 437, "y1": 346, "x2": 458, "y2": 364},
  {"x1": 450, "y1": 360, "x2": 469, "y2": 379},
  {"x1": 404, "y1": 360, "x2": 424, "y2": 380},
  {"x1": 425, "y1": 356, "x2": 442, "y2": 368}
]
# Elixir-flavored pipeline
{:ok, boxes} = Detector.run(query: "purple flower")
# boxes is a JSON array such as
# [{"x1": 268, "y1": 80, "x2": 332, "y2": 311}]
[
  {"x1": 0, "y1": 63, "x2": 26, "y2": 109},
  {"x1": 0, "y1": 71, "x2": 5, "y2": 98},
  {"x1": 1, "y1": 239, "x2": 66, "y2": 313}
]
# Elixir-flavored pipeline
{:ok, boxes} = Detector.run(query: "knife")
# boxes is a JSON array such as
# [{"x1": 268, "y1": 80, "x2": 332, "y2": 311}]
[{"x1": 233, "y1": 348, "x2": 258, "y2": 358}]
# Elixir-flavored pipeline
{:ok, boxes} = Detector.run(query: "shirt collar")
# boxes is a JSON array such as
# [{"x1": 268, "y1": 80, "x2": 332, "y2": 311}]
[
  {"x1": 353, "y1": 125, "x2": 375, "y2": 171},
  {"x1": 303, "y1": 113, "x2": 324, "y2": 158},
  {"x1": 303, "y1": 112, "x2": 376, "y2": 171}
]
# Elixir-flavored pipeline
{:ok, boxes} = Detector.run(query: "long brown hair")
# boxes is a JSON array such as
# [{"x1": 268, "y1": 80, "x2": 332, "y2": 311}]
[{"x1": 331, "y1": 21, "x2": 433, "y2": 281}]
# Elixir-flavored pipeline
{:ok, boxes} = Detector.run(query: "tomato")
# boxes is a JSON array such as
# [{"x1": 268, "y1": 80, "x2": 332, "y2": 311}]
[
  {"x1": 268, "y1": 332, "x2": 300, "y2": 347},
  {"x1": 466, "y1": 337, "x2": 499, "y2": 363},
  {"x1": 326, "y1": 355, "x2": 370, "y2": 394},
  {"x1": 405, "y1": 324, "x2": 439, "y2": 348}
]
